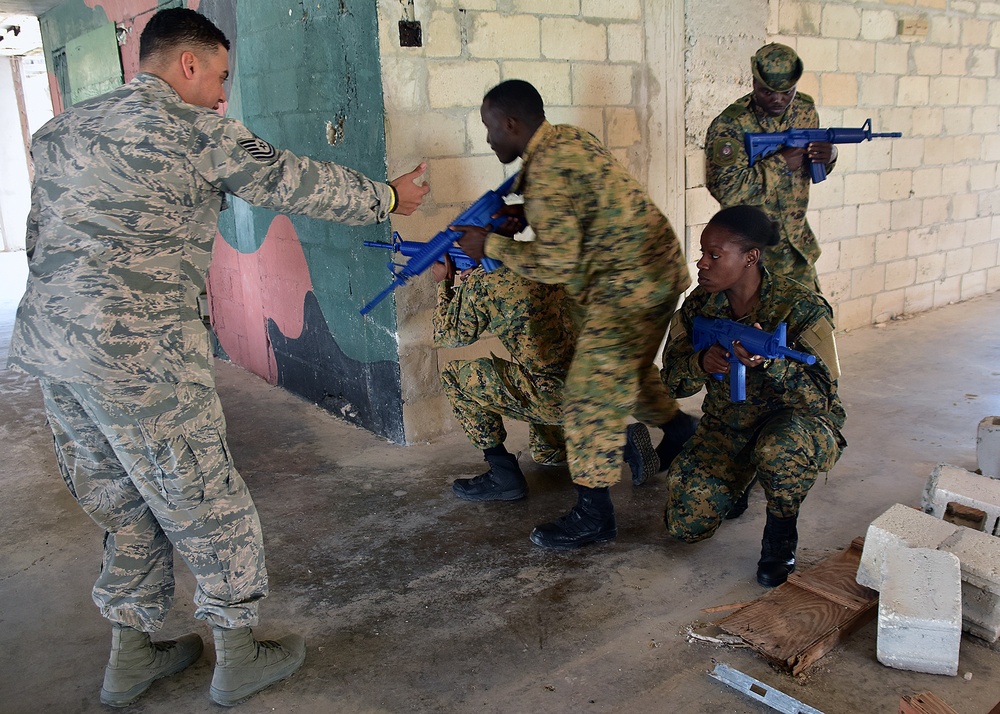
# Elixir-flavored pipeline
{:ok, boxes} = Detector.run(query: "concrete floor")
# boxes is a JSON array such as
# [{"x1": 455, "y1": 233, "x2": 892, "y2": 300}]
[{"x1": 1, "y1": 248, "x2": 999, "y2": 714}]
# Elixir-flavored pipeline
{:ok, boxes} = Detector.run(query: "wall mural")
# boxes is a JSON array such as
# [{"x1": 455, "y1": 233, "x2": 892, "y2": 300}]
[{"x1": 37, "y1": 0, "x2": 404, "y2": 442}]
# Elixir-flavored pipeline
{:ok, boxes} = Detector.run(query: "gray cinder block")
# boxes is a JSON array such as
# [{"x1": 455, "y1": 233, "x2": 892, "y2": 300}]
[
  {"x1": 978, "y1": 416, "x2": 1000, "y2": 480},
  {"x1": 922, "y1": 463, "x2": 1000, "y2": 536},
  {"x1": 877, "y1": 547, "x2": 962, "y2": 676},
  {"x1": 939, "y1": 527, "x2": 1000, "y2": 642},
  {"x1": 856, "y1": 504, "x2": 959, "y2": 590}
]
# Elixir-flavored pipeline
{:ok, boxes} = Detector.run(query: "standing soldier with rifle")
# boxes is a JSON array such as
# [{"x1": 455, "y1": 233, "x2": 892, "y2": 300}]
[{"x1": 706, "y1": 43, "x2": 836, "y2": 293}]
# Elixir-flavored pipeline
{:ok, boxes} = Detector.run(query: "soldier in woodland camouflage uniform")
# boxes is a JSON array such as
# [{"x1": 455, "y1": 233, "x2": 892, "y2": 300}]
[
  {"x1": 456, "y1": 80, "x2": 694, "y2": 550},
  {"x1": 705, "y1": 43, "x2": 837, "y2": 292},
  {"x1": 432, "y1": 258, "x2": 575, "y2": 501},
  {"x1": 6, "y1": 8, "x2": 427, "y2": 707},
  {"x1": 660, "y1": 206, "x2": 846, "y2": 587}
]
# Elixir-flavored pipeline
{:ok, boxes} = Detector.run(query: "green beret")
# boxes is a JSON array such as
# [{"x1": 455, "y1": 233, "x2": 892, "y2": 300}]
[{"x1": 751, "y1": 43, "x2": 803, "y2": 92}]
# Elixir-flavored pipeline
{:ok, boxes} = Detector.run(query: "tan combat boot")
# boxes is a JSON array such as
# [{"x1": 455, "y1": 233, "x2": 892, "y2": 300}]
[
  {"x1": 100, "y1": 623, "x2": 203, "y2": 707},
  {"x1": 209, "y1": 626, "x2": 305, "y2": 706}
]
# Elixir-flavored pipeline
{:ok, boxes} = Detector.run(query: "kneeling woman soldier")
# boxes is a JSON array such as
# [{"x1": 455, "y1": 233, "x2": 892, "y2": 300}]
[{"x1": 660, "y1": 205, "x2": 846, "y2": 587}]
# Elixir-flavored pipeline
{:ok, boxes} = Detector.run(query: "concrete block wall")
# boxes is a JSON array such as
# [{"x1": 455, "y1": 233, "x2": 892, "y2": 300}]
[
  {"x1": 685, "y1": 0, "x2": 1000, "y2": 332},
  {"x1": 376, "y1": 0, "x2": 663, "y2": 443},
  {"x1": 377, "y1": 0, "x2": 1000, "y2": 443}
]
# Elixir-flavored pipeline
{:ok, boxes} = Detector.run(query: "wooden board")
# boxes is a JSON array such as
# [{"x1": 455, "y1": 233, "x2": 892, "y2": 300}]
[
  {"x1": 717, "y1": 537, "x2": 878, "y2": 675},
  {"x1": 899, "y1": 691, "x2": 959, "y2": 714},
  {"x1": 943, "y1": 501, "x2": 987, "y2": 531}
]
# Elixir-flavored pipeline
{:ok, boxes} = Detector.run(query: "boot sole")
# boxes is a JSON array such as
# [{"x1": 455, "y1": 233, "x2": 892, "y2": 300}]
[
  {"x1": 210, "y1": 647, "x2": 306, "y2": 707},
  {"x1": 452, "y1": 487, "x2": 527, "y2": 501},
  {"x1": 625, "y1": 423, "x2": 658, "y2": 486},
  {"x1": 528, "y1": 529, "x2": 617, "y2": 550},
  {"x1": 100, "y1": 636, "x2": 203, "y2": 707}
]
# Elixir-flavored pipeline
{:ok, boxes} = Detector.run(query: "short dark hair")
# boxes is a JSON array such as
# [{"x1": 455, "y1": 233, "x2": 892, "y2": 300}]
[
  {"x1": 139, "y1": 8, "x2": 230, "y2": 63},
  {"x1": 483, "y1": 80, "x2": 545, "y2": 123},
  {"x1": 708, "y1": 205, "x2": 780, "y2": 252}
]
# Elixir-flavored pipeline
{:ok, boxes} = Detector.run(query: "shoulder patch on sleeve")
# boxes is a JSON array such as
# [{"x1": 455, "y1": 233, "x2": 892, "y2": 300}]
[
  {"x1": 710, "y1": 137, "x2": 739, "y2": 166},
  {"x1": 799, "y1": 316, "x2": 841, "y2": 380},
  {"x1": 237, "y1": 136, "x2": 278, "y2": 162}
]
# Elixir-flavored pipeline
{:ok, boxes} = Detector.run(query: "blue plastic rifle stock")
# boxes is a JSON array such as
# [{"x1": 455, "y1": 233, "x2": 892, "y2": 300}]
[
  {"x1": 359, "y1": 173, "x2": 518, "y2": 316},
  {"x1": 744, "y1": 118, "x2": 901, "y2": 183},
  {"x1": 691, "y1": 316, "x2": 816, "y2": 402}
]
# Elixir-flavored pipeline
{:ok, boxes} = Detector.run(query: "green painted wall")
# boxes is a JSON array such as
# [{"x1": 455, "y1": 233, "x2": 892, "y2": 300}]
[
  {"x1": 222, "y1": 1, "x2": 397, "y2": 363},
  {"x1": 64, "y1": 22, "x2": 121, "y2": 104}
]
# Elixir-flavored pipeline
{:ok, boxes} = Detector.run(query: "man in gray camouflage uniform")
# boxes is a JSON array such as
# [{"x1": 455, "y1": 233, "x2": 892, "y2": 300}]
[{"x1": 6, "y1": 8, "x2": 427, "y2": 708}]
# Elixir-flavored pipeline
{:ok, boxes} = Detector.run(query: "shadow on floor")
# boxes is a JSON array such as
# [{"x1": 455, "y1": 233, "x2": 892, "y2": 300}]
[{"x1": 1, "y1": 248, "x2": 998, "y2": 713}]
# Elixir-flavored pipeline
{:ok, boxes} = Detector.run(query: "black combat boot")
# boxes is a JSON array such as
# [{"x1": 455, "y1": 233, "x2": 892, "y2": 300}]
[
  {"x1": 624, "y1": 423, "x2": 659, "y2": 486},
  {"x1": 726, "y1": 477, "x2": 757, "y2": 520},
  {"x1": 452, "y1": 452, "x2": 528, "y2": 501},
  {"x1": 655, "y1": 410, "x2": 698, "y2": 471},
  {"x1": 756, "y1": 511, "x2": 798, "y2": 587},
  {"x1": 529, "y1": 484, "x2": 617, "y2": 550}
]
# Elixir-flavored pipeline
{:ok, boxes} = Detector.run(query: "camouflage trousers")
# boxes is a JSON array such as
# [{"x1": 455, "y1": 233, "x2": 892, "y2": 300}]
[
  {"x1": 440, "y1": 355, "x2": 567, "y2": 464},
  {"x1": 563, "y1": 297, "x2": 680, "y2": 488},
  {"x1": 665, "y1": 410, "x2": 841, "y2": 542},
  {"x1": 39, "y1": 379, "x2": 267, "y2": 632}
]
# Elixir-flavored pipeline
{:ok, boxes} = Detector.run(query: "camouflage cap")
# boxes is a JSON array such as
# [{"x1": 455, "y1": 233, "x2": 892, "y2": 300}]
[{"x1": 751, "y1": 43, "x2": 803, "y2": 92}]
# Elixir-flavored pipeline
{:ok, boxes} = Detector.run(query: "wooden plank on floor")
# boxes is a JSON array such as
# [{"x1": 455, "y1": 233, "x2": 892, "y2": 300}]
[
  {"x1": 717, "y1": 537, "x2": 878, "y2": 675},
  {"x1": 899, "y1": 691, "x2": 959, "y2": 714}
]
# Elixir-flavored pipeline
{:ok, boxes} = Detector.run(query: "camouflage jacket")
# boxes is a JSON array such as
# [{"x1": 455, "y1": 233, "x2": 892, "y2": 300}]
[
  {"x1": 484, "y1": 121, "x2": 690, "y2": 308},
  {"x1": 7, "y1": 72, "x2": 394, "y2": 386},
  {"x1": 705, "y1": 93, "x2": 835, "y2": 283},
  {"x1": 433, "y1": 265, "x2": 575, "y2": 388},
  {"x1": 661, "y1": 269, "x2": 846, "y2": 444}
]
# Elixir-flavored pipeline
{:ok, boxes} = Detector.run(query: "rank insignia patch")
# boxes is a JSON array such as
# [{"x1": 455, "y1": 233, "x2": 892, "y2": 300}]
[
  {"x1": 238, "y1": 137, "x2": 277, "y2": 162},
  {"x1": 712, "y1": 138, "x2": 738, "y2": 166}
]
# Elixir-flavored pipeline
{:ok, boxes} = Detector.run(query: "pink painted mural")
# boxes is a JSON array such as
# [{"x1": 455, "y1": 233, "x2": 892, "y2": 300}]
[{"x1": 207, "y1": 217, "x2": 311, "y2": 385}]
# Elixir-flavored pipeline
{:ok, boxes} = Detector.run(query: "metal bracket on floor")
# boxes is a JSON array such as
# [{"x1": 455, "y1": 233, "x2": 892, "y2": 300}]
[{"x1": 709, "y1": 662, "x2": 825, "y2": 714}]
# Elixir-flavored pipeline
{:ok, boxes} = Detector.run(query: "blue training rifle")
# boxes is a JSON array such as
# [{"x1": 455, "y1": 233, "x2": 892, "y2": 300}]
[
  {"x1": 359, "y1": 173, "x2": 518, "y2": 316},
  {"x1": 744, "y1": 118, "x2": 901, "y2": 183},
  {"x1": 692, "y1": 316, "x2": 816, "y2": 402}
]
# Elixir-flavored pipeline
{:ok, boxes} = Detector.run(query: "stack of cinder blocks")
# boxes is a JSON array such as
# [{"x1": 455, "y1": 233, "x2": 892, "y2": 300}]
[{"x1": 856, "y1": 418, "x2": 1000, "y2": 676}]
